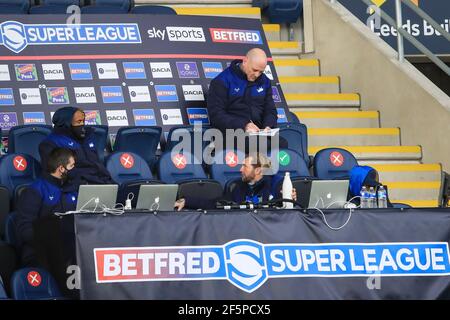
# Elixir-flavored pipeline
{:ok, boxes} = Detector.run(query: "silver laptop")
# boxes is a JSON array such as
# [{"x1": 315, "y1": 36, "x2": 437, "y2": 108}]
[
  {"x1": 308, "y1": 180, "x2": 349, "y2": 209},
  {"x1": 76, "y1": 185, "x2": 118, "y2": 211},
  {"x1": 136, "y1": 184, "x2": 179, "y2": 211}
]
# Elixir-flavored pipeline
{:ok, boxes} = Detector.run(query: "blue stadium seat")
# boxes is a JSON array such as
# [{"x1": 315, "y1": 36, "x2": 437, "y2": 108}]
[
  {"x1": 29, "y1": 5, "x2": 72, "y2": 14},
  {"x1": 289, "y1": 111, "x2": 300, "y2": 124},
  {"x1": 313, "y1": 147, "x2": 358, "y2": 180},
  {"x1": 270, "y1": 148, "x2": 311, "y2": 178},
  {"x1": 266, "y1": 0, "x2": 303, "y2": 24},
  {"x1": 210, "y1": 149, "x2": 246, "y2": 189},
  {"x1": 130, "y1": 5, "x2": 176, "y2": 15},
  {"x1": 0, "y1": 185, "x2": 10, "y2": 239},
  {"x1": 85, "y1": 0, "x2": 133, "y2": 12},
  {"x1": 80, "y1": 5, "x2": 128, "y2": 13},
  {"x1": 0, "y1": 0, "x2": 29, "y2": 14},
  {"x1": 8, "y1": 125, "x2": 52, "y2": 163},
  {"x1": 157, "y1": 151, "x2": 207, "y2": 184},
  {"x1": 0, "y1": 241, "x2": 17, "y2": 299},
  {"x1": 89, "y1": 125, "x2": 108, "y2": 163},
  {"x1": 106, "y1": 151, "x2": 159, "y2": 206},
  {"x1": 392, "y1": 203, "x2": 413, "y2": 209},
  {"x1": 114, "y1": 126, "x2": 161, "y2": 168},
  {"x1": 278, "y1": 122, "x2": 310, "y2": 167},
  {"x1": 41, "y1": 0, "x2": 82, "y2": 5},
  {"x1": 165, "y1": 125, "x2": 211, "y2": 152},
  {"x1": 0, "y1": 153, "x2": 41, "y2": 199},
  {"x1": 4, "y1": 212, "x2": 17, "y2": 249},
  {"x1": 11, "y1": 267, "x2": 64, "y2": 300}
]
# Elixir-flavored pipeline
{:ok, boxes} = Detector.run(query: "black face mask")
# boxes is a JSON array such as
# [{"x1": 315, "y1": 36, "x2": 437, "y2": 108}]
[{"x1": 71, "y1": 125, "x2": 86, "y2": 140}]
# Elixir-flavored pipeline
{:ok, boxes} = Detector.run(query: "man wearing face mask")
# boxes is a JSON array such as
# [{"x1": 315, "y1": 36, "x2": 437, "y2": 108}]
[
  {"x1": 39, "y1": 106, "x2": 114, "y2": 191},
  {"x1": 16, "y1": 148, "x2": 78, "y2": 267}
]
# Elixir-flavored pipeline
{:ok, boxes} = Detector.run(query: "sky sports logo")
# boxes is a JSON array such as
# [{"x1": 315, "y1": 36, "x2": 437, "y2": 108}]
[
  {"x1": 0, "y1": 88, "x2": 15, "y2": 105},
  {"x1": 94, "y1": 240, "x2": 450, "y2": 293},
  {"x1": 123, "y1": 62, "x2": 146, "y2": 79},
  {"x1": 0, "y1": 21, "x2": 141, "y2": 54},
  {"x1": 133, "y1": 109, "x2": 156, "y2": 126},
  {"x1": 69, "y1": 63, "x2": 93, "y2": 80},
  {"x1": 147, "y1": 26, "x2": 205, "y2": 42},
  {"x1": 210, "y1": 28, "x2": 262, "y2": 44}
]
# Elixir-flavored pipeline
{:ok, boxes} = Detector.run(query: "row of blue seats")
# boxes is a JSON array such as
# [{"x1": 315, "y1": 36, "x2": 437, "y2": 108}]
[{"x1": 0, "y1": 0, "x2": 176, "y2": 14}]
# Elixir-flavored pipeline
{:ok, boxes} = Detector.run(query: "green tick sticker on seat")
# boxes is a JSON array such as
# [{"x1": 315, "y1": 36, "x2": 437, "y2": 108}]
[{"x1": 278, "y1": 151, "x2": 290, "y2": 166}]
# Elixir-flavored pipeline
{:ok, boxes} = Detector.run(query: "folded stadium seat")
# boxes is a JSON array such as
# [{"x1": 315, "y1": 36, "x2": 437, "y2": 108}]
[
  {"x1": 0, "y1": 241, "x2": 17, "y2": 299},
  {"x1": 11, "y1": 267, "x2": 65, "y2": 300},
  {"x1": 29, "y1": 4, "x2": 73, "y2": 14},
  {"x1": 8, "y1": 125, "x2": 52, "y2": 163},
  {"x1": 130, "y1": 5, "x2": 177, "y2": 15},
  {"x1": 266, "y1": 0, "x2": 303, "y2": 24},
  {"x1": 0, "y1": 275, "x2": 8, "y2": 299},
  {"x1": 40, "y1": 0, "x2": 83, "y2": 5},
  {"x1": 210, "y1": 149, "x2": 246, "y2": 189},
  {"x1": 289, "y1": 111, "x2": 300, "y2": 124},
  {"x1": 0, "y1": 0, "x2": 30, "y2": 14},
  {"x1": 89, "y1": 125, "x2": 108, "y2": 164},
  {"x1": 84, "y1": 0, "x2": 133, "y2": 13},
  {"x1": 0, "y1": 184, "x2": 10, "y2": 239},
  {"x1": 106, "y1": 151, "x2": 162, "y2": 206},
  {"x1": 164, "y1": 125, "x2": 212, "y2": 153},
  {"x1": 113, "y1": 126, "x2": 162, "y2": 169},
  {"x1": 278, "y1": 122, "x2": 310, "y2": 167},
  {"x1": 313, "y1": 147, "x2": 358, "y2": 180},
  {"x1": 4, "y1": 212, "x2": 17, "y2": 249},
  {"x1": 80, "y1": 5, "x2": 128, "y2": 13},
  {"x1": 0, "y1": 153, "x2": 41, "y2": 200},
  {"x1": 157, "y1": 151, "x2": 207, "y2": 184},
  {"x1": 177, "y1": 180, "x2": 223, "y2": 207}
]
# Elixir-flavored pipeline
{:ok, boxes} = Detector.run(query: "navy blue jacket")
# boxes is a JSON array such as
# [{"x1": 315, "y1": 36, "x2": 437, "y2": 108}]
[
  {"x1": 39, "y1": 126, "x2": 114, "y2": 190},
  {"x1": 207, "y1": 60, "x2": 278, "y2": 132},
  {"x1": 16, "y1": 173, "x2": 78, "y2": 266},
  {"x1": 185, "y1": 176, "x2": 274, "y2": 210}
]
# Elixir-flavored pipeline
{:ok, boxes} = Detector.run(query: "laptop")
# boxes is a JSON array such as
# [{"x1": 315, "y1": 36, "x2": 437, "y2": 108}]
[
  {"x1": 308, "y1": 180, "x2": 349, "y2": 209},
  {"x1": 136, "y1": 184, "x2": 179, "y2": 211},
  {"x1": 76, "y1": 185, "x2": 118, "y2": 211}
]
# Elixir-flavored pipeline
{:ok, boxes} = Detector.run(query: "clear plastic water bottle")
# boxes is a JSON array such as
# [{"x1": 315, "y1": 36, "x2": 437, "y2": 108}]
[
  {"x1": 360, "y1": 186, "x2": 369, "y2": 208},
  {"x1": 282, "y1": 172, "x2": 293, "y2": 209},
  {"x1": 377, "y1": 185, "x2": 387, "y2": 208},
  {"x1": 369, "y1": 186, "x2": 377, "y2": 208}
]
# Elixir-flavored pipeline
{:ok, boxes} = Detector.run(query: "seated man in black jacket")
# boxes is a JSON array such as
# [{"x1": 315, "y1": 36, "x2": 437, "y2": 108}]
[
  {"x1": 16, "y1": 148, "x2": 78, "y2": 267},
  {"x1": 39, "y1": 106, "x2": 114, "y2": 192},
  {"x1": 175, "y1": 153, "x2": 296, "y2": 210},
  {"x1": 207, "y1": 48, "x2": 278, "y2": 134}
]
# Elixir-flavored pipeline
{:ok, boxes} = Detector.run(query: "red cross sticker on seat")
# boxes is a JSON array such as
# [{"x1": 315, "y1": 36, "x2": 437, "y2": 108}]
[
  {"x1": 13, "y1": 156, "x2": 27, "y2": 171},
  {"x1": 330, "y1": 151, "x2": 344, "y2": 167},
  {"x1": 172, "y1": 154, "x2": 187, "y2": 170},
  {"x1": 27, "y1": 271, "x2": 42, "y2": 287},
  {"x1": 120, "y1": 153, "x2": 134, "y2": 169},
  {"x1": 225, "y1": 152, "x2": 238, "y2": 168}
]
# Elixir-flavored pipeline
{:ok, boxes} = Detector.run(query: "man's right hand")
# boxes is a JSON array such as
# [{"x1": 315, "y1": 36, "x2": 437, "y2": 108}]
[
  {"x1": 245, "y1": 122, "x2": 260, "y2": 133},
  {"x1": 174, "y1": 198, "x2": 186, "y2": 211}
]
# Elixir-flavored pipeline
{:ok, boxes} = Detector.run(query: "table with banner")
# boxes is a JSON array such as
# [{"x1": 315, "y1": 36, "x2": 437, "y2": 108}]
[{"x1": 73, "y1": 208, "x2": 450, "y2": 300}]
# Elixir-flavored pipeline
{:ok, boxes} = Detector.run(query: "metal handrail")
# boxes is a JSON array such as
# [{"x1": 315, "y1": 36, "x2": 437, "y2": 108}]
[{"x1": 330, "y1": 0, "x2": 450, "y2": 76}]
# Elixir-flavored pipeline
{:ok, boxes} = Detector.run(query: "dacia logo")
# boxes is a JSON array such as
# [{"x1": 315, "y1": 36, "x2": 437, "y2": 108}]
[
  {"x1": 0, "y1": 21, "x2": 27, "y2": 53},
  {"x1": 224, "y1": 240, "x2": 267, "y2": 293}
]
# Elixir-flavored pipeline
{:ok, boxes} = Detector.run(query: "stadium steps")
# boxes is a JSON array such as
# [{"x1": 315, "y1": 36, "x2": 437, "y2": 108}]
[
  {"x1": 263, "y1": 24, "x2": 281, "y2": 41},
  {"x1": 173, "y1": 6, "x2": 261, "y2": 19},
  {"x1": 274, "y1": 59, "x2": 320, "y2": 76},
  {"x1": 294, "y1": 111, "x2": 380, "y2": 128},
  {"x1": 285, "y1": 93, "x2": 360, "y2": 108},
  {"x1": 279, "y1": 76, "x2": 340, "y2": 94},
  {"x1": 308, "y1": 128, "x2": 401, "y2": 146},
  {"x1": 268, "y1": 41, "x2": 303, "y2": 57}
]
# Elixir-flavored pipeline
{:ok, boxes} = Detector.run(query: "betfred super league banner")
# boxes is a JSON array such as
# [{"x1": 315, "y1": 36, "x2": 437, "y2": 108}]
[
  {"x1": 0, "y1": 14, "x2": 288, "y2": 142},
  {"x1": 74, "y1": 209, "x2": 450, "y2": 299},
  {"x1": 339, "y1": 0, "x2": 450, "y2": 55}
]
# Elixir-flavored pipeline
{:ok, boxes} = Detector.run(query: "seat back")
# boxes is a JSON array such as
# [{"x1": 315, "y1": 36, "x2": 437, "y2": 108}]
[
  {"x1": 0, "y1": 275, "x2": 7, "y2": 299},
  {"x1": 80, "y1": 4, "x2": 129, "y2": 13},
  {"x1": 0, "y1": 0, "x2": 29, "y2": 13},
  {"x1": 11, "y1": 267, "x2": 63, "y2": 300},
  {"x1": 106, "y1": 151, "x2": 153, "y2": 184},
  {"x1": 90, "y1": 0, "x2": 132, "y2": 11},
  {"x1": 41, "y1": 0, "x2": 82, "y2": 5},
  {"x1": 0, "y1": 154, "x2": 41, "y2": 197},
  {"x1": 114, "y1": 126, "x2": 161, "y2": 167},
  {"x1": 89, "y1": 125, "x2": 109, "y2": 163},
  {"x1": 270, "y1": 148, "x2": 311, "y2": 178},
  {"x1": 8, "y1": 125, "x2": 52, "y2": 162},
  {"x1": 210, "y1": 149, "x2": 246, "y2": 188},
  {"x1": 289, "y1": 111, "x2": 300, "y2": 124},
  {"x1": 29, "y1": 4, "x2": 73, "y2": 14},
  {"x1": 4, "y1": 212, "x2": 17, "y2": 248},
  {"x1": 131, "y1": 5, "x2": 176, "y2": 14},
  {"x1": 267, "y1": 0, "x2": 303, "y2": 24},
  {"x1": 278, "y1": 122, "x2": 309, "y2": 166},
  {"x1": 313, "y1": 148, "x2": 358, "y2": 180},
  {"x1": 177, "y1": 180, "x2": 223, "y2": 202},
  {"x1": 157, "y1": 151, "x2": 207, "y2": 184},
  {"x1": 165, "y1": 125, "x2": 211, "y2": 152}
]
